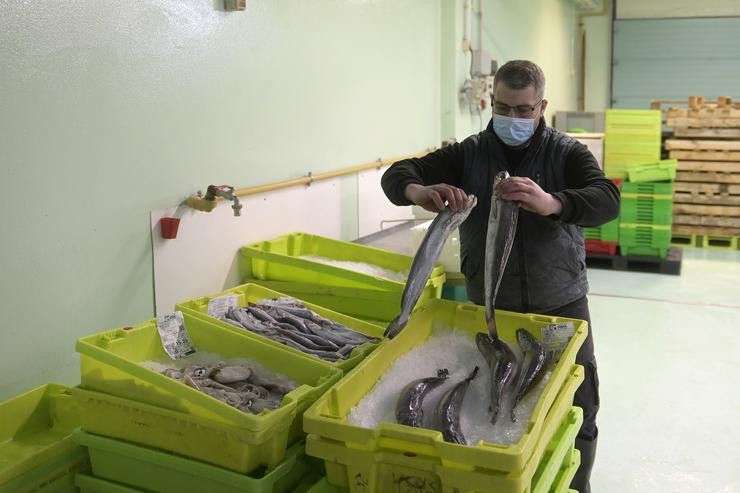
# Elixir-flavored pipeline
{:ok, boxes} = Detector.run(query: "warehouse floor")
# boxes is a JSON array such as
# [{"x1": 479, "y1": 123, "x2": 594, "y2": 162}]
[
  {"x1": 359, "y1": 227, "x2": 740, "y2": 492},
  {"x1": 588, "y1": 248, "x2": 740, "y2": 493}
]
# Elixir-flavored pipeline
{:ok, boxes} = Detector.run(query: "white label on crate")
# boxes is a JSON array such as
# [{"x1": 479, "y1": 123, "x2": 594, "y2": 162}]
[
  {"x1": 207, "y1": 295, "x2": 238, "y2": 319},
  {"x1": 541, "y1": 322, "x2": 575, "y2": 363},
  {"x1": 156, "y1": 311, "x2": 196, "y2": 359}
]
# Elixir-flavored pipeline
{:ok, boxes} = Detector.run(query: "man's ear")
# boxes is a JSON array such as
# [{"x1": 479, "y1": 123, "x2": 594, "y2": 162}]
[{"x1": 540, "y1": 99, "x2": 549, "y2": 116}]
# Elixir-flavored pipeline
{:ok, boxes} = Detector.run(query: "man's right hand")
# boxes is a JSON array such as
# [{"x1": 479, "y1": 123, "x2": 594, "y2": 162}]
[{"x1": 404, "y1": 183, "x2": 468, "y2": 213}]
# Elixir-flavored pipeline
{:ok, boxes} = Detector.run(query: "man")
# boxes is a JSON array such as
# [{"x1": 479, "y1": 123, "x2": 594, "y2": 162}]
[{"x1": 381, "y1": 60, "x2": 619, "y2": 492}]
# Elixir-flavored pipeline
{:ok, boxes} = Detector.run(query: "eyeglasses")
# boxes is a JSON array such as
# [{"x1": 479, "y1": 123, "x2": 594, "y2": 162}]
[{"x1": 492, "y1": 99, "x2": 543, "y2": 118}]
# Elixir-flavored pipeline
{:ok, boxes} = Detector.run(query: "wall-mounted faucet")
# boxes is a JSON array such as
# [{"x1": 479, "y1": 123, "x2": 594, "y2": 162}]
[
  {"x1": 205, "y1": 185, "x2": 242, "y2": 216},
  {"x1": 186, "y1": 184, "x2": 242, "y2": 216}
]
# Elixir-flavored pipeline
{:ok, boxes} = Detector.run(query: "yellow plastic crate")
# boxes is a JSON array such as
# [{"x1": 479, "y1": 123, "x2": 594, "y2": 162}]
[
  {"x1": 552, "y1": 449, "x2": 581, "y2": 493},
  {"x1": 175, "y1": 283, "x2": 384, "y2": 372},
  {"x1": 240, "y1": 232, "x2": 446, "y2": 295},
  {"x1": 72, "y1": 386, "x2": 291, "y2": 474},
  {"x1": 605, "y1": 109, "x2": 662, "y2": 137},
  {"x1": 302, "y1": 298, "x2": 587, "y2": 492},
  {"x1": 75, "y1": 313, "x2": 342, "y2": 473},
  {"x1": 306, "y1": 370, "x2": 583, "y2": 493},
  {"x1": 0, "y1": 384, "x2": 88, "y2": 493}
]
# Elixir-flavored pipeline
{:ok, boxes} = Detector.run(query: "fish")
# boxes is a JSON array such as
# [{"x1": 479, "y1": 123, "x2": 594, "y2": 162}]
[
  {"x1": 221, "y1": 297, "x2": 379, "y2": 361},
  {"x1": 510, "y1": 328, "x2": 547, "y2": 421},
  {"x1": 159, "y1": 360, "x2": 297, "y2": 415},
  {"x1": 385, "y1": 195, "x2": 478, "y2": 339},
  {"x1": 435, "y1": 366, "x2": 479, "y2": 445},
  {"x1": 484, "y1": 171, "x2": 519, "y2": 340},
  {"x1": 395, "y1": 369, "x2": 450, "y2": 427},
  {"x1": 476, "y1": 333, "x2": 518, "y2": 424}
]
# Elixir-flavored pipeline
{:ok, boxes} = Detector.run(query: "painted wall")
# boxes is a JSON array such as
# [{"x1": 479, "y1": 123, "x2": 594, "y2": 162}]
[
  {"x1": 441, "y1": 0, "x2": 584, "y2": 142},
  {"x1": 0, "y1": 0, "x2": 441, "y2": 400},
  {"x1": 0, "y1": 0, "x2": 593, "y2": 400},
  {"x1": 583, "y1": 3, "x2": 613, "y2": 111}
]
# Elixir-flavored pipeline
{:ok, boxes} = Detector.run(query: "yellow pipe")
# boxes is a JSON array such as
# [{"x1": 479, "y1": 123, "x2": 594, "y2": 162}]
[{"x1": 232, "y1": 151, "x2": 430, "y2": 198}]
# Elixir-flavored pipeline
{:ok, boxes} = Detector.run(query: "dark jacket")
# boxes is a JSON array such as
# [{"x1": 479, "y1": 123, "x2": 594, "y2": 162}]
[{"x1": 381, "y1": 118, "x2": 620, "y2": 313}]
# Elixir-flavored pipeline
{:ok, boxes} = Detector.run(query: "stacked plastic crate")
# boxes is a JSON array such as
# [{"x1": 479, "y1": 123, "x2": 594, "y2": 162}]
[
  {"x1": 618, "y1": 160, "x2": 677, "y2": 258},
  {"x1": 0, "y1": 385, "x2": 88, "y2": 493},
  {"x1": 70, "y1": 280, "x2": 390, "y2": 493},
  {"x1": 603, "y1": 109, "x2": 662, "y2": 180},
  {"x1": 303, "y1": 299, "x2": 588, "y2": 493},
  {"x1": 239, "y1": 232, "x2": 446, "y2": 327},
  {"x1": 584, "y1": 179, "x2": 621, "y2": 255}
]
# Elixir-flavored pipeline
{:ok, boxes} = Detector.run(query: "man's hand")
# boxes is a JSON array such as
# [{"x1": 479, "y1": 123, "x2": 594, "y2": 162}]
[
  {"x1": 496, "y1": 176, "x2": 562, "y2": 216},
  {"x1": 404, "y1": 183, "x2": 468, "y2": 213}
]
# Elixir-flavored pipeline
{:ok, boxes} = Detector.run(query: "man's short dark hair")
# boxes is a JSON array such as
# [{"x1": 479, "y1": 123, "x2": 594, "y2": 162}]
[{"x1": 493, "y1": 60, "x2": 546, "y2": 99}]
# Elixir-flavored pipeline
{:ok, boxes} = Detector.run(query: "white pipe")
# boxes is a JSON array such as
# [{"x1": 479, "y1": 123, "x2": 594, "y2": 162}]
[{"x1": 463, "y1": 0, "x2": 472, "y2": 52}]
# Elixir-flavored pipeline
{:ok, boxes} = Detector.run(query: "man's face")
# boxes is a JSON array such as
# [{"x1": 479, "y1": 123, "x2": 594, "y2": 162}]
[{"x1": 492, "y1": 83, "x2": 548, "y2": 121}]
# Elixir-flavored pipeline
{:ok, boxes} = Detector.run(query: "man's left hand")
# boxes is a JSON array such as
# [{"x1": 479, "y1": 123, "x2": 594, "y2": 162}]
[{"x1": 496, "y1": 177, "x2": 562, "y2": 216}]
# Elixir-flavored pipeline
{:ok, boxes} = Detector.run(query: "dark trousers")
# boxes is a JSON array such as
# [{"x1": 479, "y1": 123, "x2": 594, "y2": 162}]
[{"x1": 541, "y1": 295, "x2": 598, "y2": 493}]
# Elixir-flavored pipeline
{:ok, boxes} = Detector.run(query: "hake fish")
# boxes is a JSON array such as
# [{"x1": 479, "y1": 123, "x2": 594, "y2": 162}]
[
  {"x1": 476, "y1": 333, "x2": 518, "y2": 424},
  {"x1": 510, "y1": 328, "x2": 547, "y2": 421},
  {"x1": 435, "y1": 366, "x2": 479, "y2": 445},
  {"x1": 385, "y1": 195, "x2": 478, "y2": 339},
  {"x1": 395, "y1": 369, "x2": 450, "y2": 427},
  {"x1": 484, "y1": 171, "x2": 519, "y2": 340}
]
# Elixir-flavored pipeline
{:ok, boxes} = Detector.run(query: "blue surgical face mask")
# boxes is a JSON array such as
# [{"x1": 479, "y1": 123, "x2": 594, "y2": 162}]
[{"x1": 493, "y1": 114, "x2": 536, "y2": 146}]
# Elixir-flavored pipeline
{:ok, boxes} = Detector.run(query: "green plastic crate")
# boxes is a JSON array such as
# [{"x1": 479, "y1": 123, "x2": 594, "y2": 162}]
[
  {"x1": 74, "y1": 430, "x2": 312, "y2": 493},
  {"x1": 175, "y1": 283, "x2": 384, "y2": 371},
  {"x1": 552, "y1": 449, "x2": 581, "y2": 493},
  {"x1": 302, "y1": 298, "x2": 587, "y2": 493},
  {"x1": 239, "y1": 232, "x2": 446, "y2": 294},
  {"x1": 306, "y1": 370, "x2": 583, "y2": 493},
  {"x1": 605, "y1": 109, "x2": 662, "y2": 137},
  {"x1": 235, "y1": 278, "x2": 444, "y2": 325},
  {"x1": 75, "y1": 313, "x2": 342, "y2": 474},
  {"x1": 620, "y1": 195, "x2": 673, "y2": 226},
  {"x1": 619, "y1": 223, "x2": 672, "y2": 258},
  {"x1": 72, "y1": 387, "x2": 291, "y2": 475},
  {"x1": 0, "y1": 384, "x2": 88, "y2": 493},
  {"x1": 621, "y1": 182, "x2": 674, "y2": 196},
  {"x1": 584, "y1": 217, "x2": 619, "y2": 242},
  {"x1": 627, "y1": 159, "x2": 678, "y2": 183},
  {"x1": 75, "y1": 473, "x2": 142, "y2": 492},
  {"x1": 531, "y1": 407, "x2": 583, "y2": 493}
]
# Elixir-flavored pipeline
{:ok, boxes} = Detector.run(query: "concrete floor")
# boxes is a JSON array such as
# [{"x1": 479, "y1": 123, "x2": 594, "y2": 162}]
[
  {"x1": 358, "y1": 227, "x2": 740, "y2": 492},
  {"x1": 588, "y1": 248, "x2": 740, "y2": 493}
]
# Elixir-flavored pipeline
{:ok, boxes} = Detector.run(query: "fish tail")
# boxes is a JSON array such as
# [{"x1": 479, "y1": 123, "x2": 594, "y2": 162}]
[
  {"x1": 384, "y1": 315, "x2": 406, "y2": 339},
  {"x1": 486, "y1": 317, "x2": 499, "y2": 340}
]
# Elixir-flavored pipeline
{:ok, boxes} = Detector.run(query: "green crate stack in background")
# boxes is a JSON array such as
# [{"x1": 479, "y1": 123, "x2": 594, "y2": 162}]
[
  {"x1": 604, "y1": 109, "x2": 662, "y2": 179},
  {"x1": 618, "y1": 167, "x2": 676, "y2": 259}
]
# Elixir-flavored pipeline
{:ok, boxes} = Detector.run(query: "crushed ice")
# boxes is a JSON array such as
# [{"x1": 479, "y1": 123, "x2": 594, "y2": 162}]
[
  {"x1": 348, "y1": 324, "x2": 553, "y2": 446},
  {"x1": 299, "y1": 254, "x2": 407, "y2": 282}
]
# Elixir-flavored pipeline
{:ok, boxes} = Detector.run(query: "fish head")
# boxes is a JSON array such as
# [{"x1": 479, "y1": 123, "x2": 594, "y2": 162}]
[
  {"x1": 516, "y1": 328, "x2": 537, "y2": 351},
  {"x1": 476, "y1": 332, "x2": 496, "y2": 360},
  {"x1": 493, "y1": 171, "x2": 511, "y2": 188}
]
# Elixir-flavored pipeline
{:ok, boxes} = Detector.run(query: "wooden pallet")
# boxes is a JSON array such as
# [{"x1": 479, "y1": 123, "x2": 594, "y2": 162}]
[
  {"x1": 675, "y1": 161, "x2": 740, "y2": 183},
  {"x1": 672, "y1": 224, "x2": 740, "y2": 236},
  {"x1": 673, "y1": 182, "x2": 740, "y2": 206},
  {"x1": 665, "y1": 139, "x2": 740, "y2": 151},
  {"x1": 673, "y1": 128, "x2": 740, "y2": 139},
  {"x1": 673, "y1": 214, "x2": 740, "y2": 228},
  {"x1": 673, "y1": 203, "x2": 740, "y2": 217},
  {"x1": 585, "y1": 248, "x2": 682, "y2": 275},
  {"x1": 666, "y1": 108, "x2": 740, "y2": 119},
  {"x1": 666, "y1": 117, "x2": 740, "y2": 128},
  {"x1": 669, "y1": 150, "x2": 740, "y2": 161}
]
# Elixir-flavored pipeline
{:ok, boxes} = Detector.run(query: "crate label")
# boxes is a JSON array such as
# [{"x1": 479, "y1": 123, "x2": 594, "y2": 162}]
[
  {"x1": 156, "y1": 311, "x2": 196, "y2": 359},
  {"x1": 541, "y1": 322, "x2": 575, "y2": 363},
  {"x1": 207, "y1": 295, "x2": 238, "y2": 319}
]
